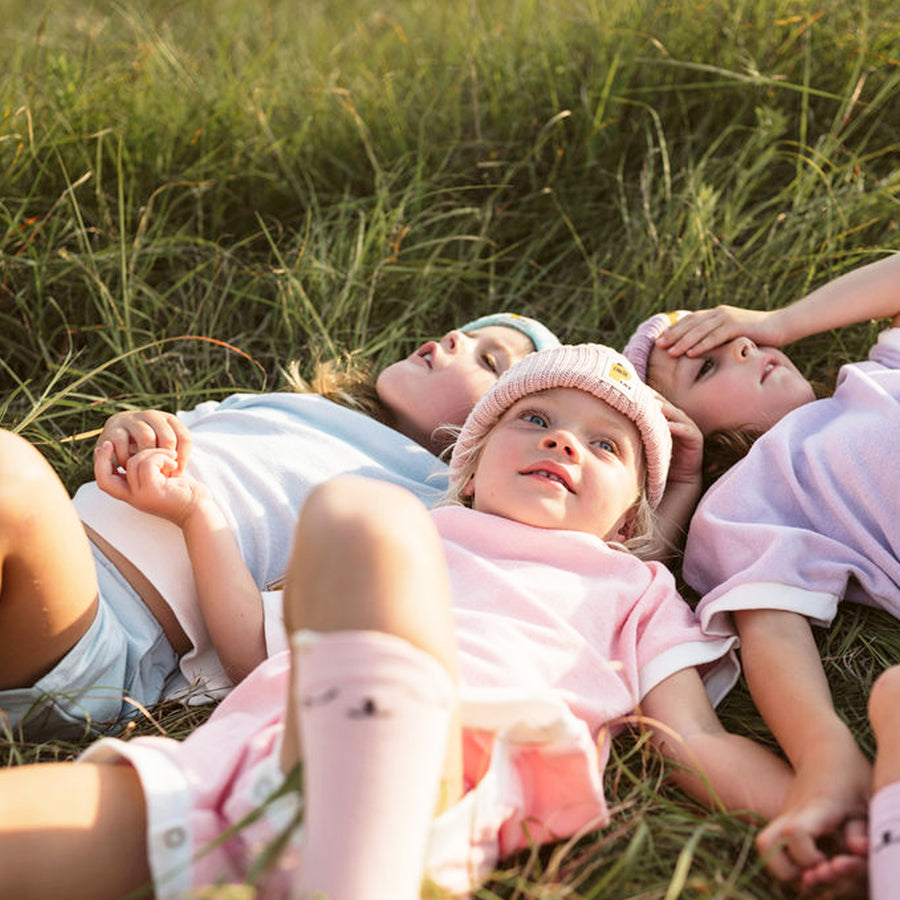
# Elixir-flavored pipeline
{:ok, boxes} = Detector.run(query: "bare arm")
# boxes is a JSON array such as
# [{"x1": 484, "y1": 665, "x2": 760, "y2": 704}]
[
  {"x1": 639, "y1": 666, "x2": 793, "y2": 822},
  {"x1": 651, "y1": 397, "x2": 704, "y2": 557},
  {"x1": 733, "y1": 608, "x2": 870, "y2": 882},
  {"x1": 657, "y1": 252, "x2": 900, "y2": 357},
  {"x1": 95, "y1": 443, "x2": 266, "y2": 682}
]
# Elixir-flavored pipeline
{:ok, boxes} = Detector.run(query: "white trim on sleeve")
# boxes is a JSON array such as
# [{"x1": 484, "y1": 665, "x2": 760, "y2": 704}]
[{"x1": 699, "y1": 582, "x2": 839, "y2": 636}]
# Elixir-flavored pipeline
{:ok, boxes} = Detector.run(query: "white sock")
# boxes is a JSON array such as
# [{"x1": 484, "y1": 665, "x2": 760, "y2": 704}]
[{"x1": 291, "y1": 629, "x2": 456, "y2": 900}]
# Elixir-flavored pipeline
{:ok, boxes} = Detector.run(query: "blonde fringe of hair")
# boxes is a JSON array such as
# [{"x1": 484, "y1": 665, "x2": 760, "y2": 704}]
[{"x1": 282, "y1": 354, "x2": 395, "y2": 427}]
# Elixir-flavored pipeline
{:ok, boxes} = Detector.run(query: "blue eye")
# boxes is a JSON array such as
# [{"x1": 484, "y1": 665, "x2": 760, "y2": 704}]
[
  {"x1": 522, "y1": 411, "x2": 548, "y2": 427},
  {"x1": 593, "y1": 438, "x2": 616, "y2": 454}
]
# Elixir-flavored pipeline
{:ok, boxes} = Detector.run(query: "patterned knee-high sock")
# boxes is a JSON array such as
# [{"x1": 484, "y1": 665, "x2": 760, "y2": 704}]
[{"x1": 291, "y1": 629, "x2": 456, "y2": 900}]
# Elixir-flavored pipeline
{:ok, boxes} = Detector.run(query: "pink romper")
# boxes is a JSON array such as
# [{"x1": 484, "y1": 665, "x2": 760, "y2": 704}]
[{"x1": 82, "y1": 506, "x2": 738, "y2": 898}]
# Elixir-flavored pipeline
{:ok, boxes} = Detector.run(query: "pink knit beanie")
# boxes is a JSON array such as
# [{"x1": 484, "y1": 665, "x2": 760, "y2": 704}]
[
  {"x1": 622, "y1": 310, "x2": 690, "y2": 381},
  {"x1": 449, "y1": 343, "x2": 672, "y2": 508}
]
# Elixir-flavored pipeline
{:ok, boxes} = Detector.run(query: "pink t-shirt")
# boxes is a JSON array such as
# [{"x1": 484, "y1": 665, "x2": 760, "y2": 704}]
[
  {"x1": 83, "y1": 506, "x2": 738, "y2": 899},
  {"x1": 439, "y1": 506, "x2": 739, "y2": 726}
]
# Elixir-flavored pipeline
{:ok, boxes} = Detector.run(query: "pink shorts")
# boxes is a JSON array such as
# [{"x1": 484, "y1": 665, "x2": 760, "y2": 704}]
[{"x1": 81, "y1": 651, "x2": 609, "y2": 899}]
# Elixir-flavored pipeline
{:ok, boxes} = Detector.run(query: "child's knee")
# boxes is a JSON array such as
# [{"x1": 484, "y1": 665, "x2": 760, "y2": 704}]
[
  {"x1": 299, "y1": 476, "x2": 431, "y2": 549},
  {"x1": 869, "y1": 666, "x2": 900, "y2": 736},
  {"x1": 0, "y1": 431, "x2": 70, "y2": 531}
]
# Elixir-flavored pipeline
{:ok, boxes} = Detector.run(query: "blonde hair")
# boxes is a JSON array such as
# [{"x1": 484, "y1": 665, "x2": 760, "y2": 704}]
[
  {"x1": 442, "y1": 421, "x2": 665, "y2": 562},
  {"x1": 283, "y1": 354, "x2": 395, "y2": 426}
]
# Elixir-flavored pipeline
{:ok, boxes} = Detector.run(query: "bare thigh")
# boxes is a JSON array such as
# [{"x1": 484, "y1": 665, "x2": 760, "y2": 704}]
[
  {"x1": 0, "y1": 761, "x2": 151, "y2": 900},
  {"x1": 0, "y1": 430, "x2": 99, "y2": 688},
  {"x1": 280, "y1": 476, "x2": 463, "y2": 808}
]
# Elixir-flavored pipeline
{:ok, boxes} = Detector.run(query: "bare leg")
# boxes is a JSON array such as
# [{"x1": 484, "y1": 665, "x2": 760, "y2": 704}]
[
  {"x1": 281, "y1": 476, "x2": 462, "y2": 800},
  {"x1": 282, "y1": 477, "x2": 459, "y2": 670},
  {"x1": 0, "y1": 761, "x2": 151, "y2": 900},
  {"x1": 870, "y1": 665, "x2": 900, "y2": 793},
  {"x1": 281, "y1": 477, "x2": 462, "y2": 900},
  {"x1": 0, "y1": 430, "x2": 99, "y2": 688}
]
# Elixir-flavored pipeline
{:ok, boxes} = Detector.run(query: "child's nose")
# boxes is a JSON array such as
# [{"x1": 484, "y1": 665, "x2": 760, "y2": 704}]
[
  {"x1": 540, "y1": 432, "x2": 579, "y2": 458},
  {"x1": 441, "y1": 330, "x2": 466, "y2": 354},
  {"x1": 730, "y1": 336, "x2": 756, "y2": 362}
]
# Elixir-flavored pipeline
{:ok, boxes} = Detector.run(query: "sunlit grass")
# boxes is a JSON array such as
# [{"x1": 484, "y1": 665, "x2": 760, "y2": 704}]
[{"x1": 2, "y1": 0, "x2": 899, "y2": 896}]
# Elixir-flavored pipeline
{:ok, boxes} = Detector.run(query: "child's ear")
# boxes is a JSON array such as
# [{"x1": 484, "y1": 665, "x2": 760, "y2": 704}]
[
  {"x1": 461, "y1": 476, "x2": 475, "y2": 499},
  {"x1": 608, "y1": 505, "x2": 637, "y2": 542}
]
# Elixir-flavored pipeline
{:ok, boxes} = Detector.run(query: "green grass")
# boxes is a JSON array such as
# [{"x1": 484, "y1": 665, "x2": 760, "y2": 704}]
[{"x1": 2, "y1": 0, "x2": 900, "y2": 896}]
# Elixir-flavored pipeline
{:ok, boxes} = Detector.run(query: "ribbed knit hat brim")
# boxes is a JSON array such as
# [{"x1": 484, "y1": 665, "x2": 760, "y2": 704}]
[
  {"x1": 622, "y1": 310, "x2": 690, "y2": 381},
  {"x1": 449, "y1": 343, "x2": 672, "y2": 508}
]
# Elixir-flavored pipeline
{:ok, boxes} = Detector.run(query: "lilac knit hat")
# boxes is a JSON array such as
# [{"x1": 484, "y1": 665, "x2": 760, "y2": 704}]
[
  {"x1": 449, "y1": 343, "x2": 672, "y2": 508},
  {"x1": 622, "y1": 310, "x2": 690, "y2": 381}
]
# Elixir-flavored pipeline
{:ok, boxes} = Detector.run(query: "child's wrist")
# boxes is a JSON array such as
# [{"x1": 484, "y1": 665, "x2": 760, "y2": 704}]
[{"x1": 179, "y1": 487, "x2": 224, "y2": 531}]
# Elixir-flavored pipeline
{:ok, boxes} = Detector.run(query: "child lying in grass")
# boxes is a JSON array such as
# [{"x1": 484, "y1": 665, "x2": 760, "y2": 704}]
[
  {"x1": 0, "y1": 312, "x2": 555, "y2": 740},
  {"x1": 623, "y1": 251, "x2": 900, "y2": 893},
  {"x1": 0, "y1": 344, "x2": 793, "y2": 900}
]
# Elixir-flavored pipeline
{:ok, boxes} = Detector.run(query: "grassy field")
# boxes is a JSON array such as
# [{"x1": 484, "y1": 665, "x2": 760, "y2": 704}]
[{"x1": 2, "y1": 0, "x2": 899, "y2": 896}]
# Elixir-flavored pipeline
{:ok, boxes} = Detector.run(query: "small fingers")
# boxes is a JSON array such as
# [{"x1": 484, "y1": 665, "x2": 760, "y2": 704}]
[
  {"x1": 756, "y1": 819, "x2": 827, "y2": 882},
  {"x1": 661, "y1": 321, "x2": 732, "y2": 358},
  {"x1": 654, "y1": 311, "x2": 717, "y2": 351},
  {"x1": 842, "y1": 817, "x2": 869, "y2": 857},
  {"x1": 756, "y1": 842, "x2": 803, "y2": 883},
  {"x1": 655, "y1": 396, "x2": 703, "y2": 444},
  {"x1": 125, "y1": 448, "x2": 178, "y2": 490},
  {"x1": 656, "y1": 395, "x2": 698, "y2": 430},
  {"x1": 152, "y1": 413, "x2": 192, "y2": 470},
  {"x1": 666, "y1": 328, "x2": 725, "y2": 358},
  {"x1": 127, "y1": 412, "x2": 183, "y2": 455},
  {"x1": 94, "y1": 441, "x2": 129, "y2": 502},
  {"x1": 96, "y1": 410, "x2": 192, "y2": 471},
  {"x1": 799, "y1": 854, "x2": 867, "y2": 896}
]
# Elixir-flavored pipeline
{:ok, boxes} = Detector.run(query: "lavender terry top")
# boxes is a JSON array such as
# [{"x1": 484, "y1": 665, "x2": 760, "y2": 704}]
[{"x1": 685, "y1": 328, "x2": 900, "y2": 636}]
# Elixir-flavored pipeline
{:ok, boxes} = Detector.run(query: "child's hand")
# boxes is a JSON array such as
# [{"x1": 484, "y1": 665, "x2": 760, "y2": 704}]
[
  {"x1": 658, "y1": 396, "x2": 703, "y2": 488},
  {"x1": 94, "y1": 441, "x2": 204, "y2": 526},
  {"x1": 655, "y1": 306, "x2": 783, "y2": 358},
  {"x1": 754, "y1": 742, "x2": 870, "y2": 888},
  {"x1": 95, "y1": 409, "x2": 192, "y2": 473},
  {"x1": 798, "y1": 819, "x2": 868, "y2": 898}
]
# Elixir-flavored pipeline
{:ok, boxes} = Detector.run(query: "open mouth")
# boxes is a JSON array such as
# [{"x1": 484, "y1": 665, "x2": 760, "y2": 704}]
[
  {"x1": 521, "y1": 464, "x2": 575, "y2": 493},
  {"x1": 761, "y1": 359, "x2": 778, "y2": 383},
  {"x1": 416, "y1": 341, "x2": 438, "y2": 369}
]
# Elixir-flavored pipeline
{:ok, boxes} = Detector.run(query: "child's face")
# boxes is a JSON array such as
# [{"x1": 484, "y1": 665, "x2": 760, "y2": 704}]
[
  {"x1": 464, "y1": 387, "x2": 643, "y2": 541},
  {"x1": 376, "y1": 325, "x2": 535, "y2": 454},
  {"x1": 647, "y1": 337, "x2": 815, "y2": 436}
]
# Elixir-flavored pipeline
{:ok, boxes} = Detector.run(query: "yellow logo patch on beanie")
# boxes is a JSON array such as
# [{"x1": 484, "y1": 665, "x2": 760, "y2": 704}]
[{"x1": 601, "y1": 358, "x2": 636, "y2": 396}]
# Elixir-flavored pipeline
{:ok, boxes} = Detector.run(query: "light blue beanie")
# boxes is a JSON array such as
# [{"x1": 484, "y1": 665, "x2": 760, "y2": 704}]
[{"x1": 460, "y1": 312, "x2": 560, "y2": 352}]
